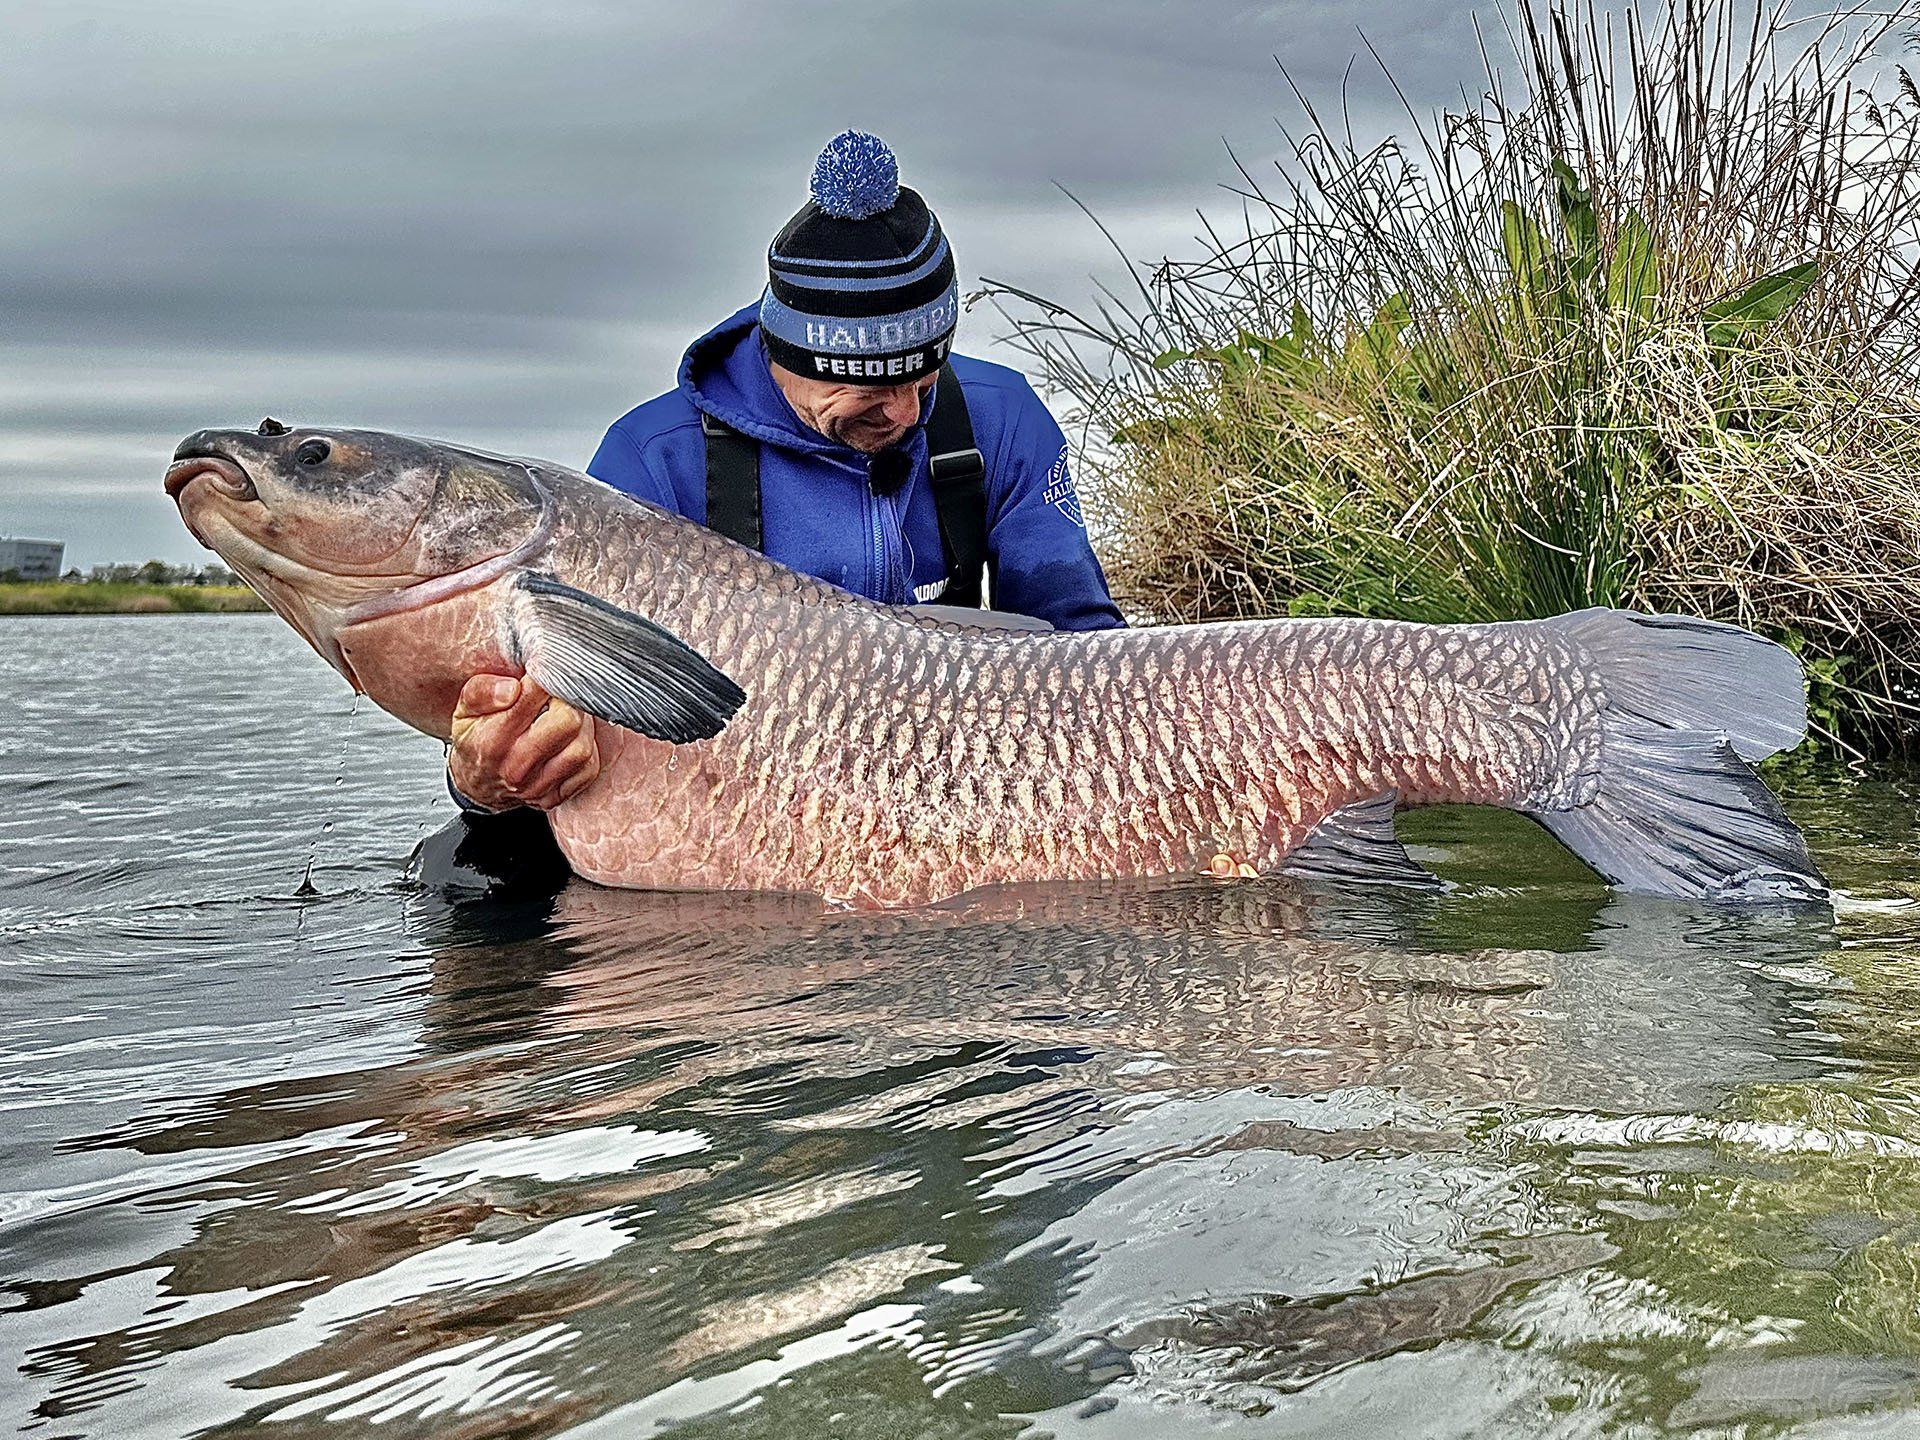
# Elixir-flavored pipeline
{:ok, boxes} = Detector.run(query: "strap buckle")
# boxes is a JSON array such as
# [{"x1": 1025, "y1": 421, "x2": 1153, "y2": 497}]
[
  {"x1": 928, "y1": 447, "x2": 984, "y2": 485},
  {"x1": 699, "y1": 411, "x2": 732, "y2": 437}
]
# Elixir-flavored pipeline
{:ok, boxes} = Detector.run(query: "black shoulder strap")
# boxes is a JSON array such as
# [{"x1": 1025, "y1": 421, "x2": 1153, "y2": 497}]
[
  {"x1": 701, "y1": 410, "x2": 762, "y2": 551},
  {"x1": 701, "y1": 374, "x2": 986, "y2": 603},
  {"x1": 924, "y1": 363, "x2": 987, "y2": 609}
]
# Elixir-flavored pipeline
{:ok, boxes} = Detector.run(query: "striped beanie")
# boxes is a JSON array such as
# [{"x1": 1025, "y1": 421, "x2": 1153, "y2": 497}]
[{"x1": 759, "y1": 131, "x2": 960, "y2": 385}]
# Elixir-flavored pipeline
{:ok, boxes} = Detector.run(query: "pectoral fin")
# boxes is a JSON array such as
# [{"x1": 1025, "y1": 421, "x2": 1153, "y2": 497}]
[
  {"x1": 512, "y1": 573, "x2": 745, "y2": 743},
  {"x1": 1278, "y1": 791, "x2": 1444, "y2": 890}
]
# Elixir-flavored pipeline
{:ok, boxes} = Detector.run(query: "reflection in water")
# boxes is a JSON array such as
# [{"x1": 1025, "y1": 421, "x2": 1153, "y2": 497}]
[
  {"x1": 4, "y1": 875, "x2": 1850, "y2": 1435},
  {"x1": 539, "y1": 877, "x2": 1830, "y2": 1113},
  {"x1": 3, "y1": 618, "x2": 1920, "y2": 1438}
]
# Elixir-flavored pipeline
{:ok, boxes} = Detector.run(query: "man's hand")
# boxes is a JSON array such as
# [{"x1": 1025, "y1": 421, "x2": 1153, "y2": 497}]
[{"x1": 448, "y1": 674, "x2": 601, "y2": 813}]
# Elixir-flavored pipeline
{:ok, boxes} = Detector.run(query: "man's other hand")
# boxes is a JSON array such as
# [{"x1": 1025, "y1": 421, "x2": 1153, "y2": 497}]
[{"x1": 448, "y1": 674, "x2": 601, "y2": 813}]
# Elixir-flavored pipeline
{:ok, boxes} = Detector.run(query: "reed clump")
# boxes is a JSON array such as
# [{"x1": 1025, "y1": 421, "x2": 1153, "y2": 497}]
[{"x1": 993, "y1": 0, "x2": 1920, "y2": 752}]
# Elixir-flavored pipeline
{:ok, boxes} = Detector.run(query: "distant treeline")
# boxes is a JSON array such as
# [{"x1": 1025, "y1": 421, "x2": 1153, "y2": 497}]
[
  {"x1": 0, "y1": 561, "x2": 244, "y2": 586},
  {"x1": 0, "y1": 577, "x2": 265, "y2": 615}
]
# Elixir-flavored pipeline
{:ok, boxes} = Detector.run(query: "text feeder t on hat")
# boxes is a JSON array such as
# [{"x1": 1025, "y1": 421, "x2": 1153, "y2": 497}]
[{"x1": 760, "y1": 131, "x2": 960, "y2": 385}]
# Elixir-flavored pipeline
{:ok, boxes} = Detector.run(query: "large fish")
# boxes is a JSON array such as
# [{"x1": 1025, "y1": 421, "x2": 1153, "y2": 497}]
[{"x1": 165, "y1": 420, "x2": 1826, "y2": 906}]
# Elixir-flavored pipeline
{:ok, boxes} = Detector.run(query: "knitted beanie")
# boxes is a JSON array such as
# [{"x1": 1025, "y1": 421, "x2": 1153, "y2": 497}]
[{"x1": 759, "y1": 131, "x2": 960, "y2": 385}]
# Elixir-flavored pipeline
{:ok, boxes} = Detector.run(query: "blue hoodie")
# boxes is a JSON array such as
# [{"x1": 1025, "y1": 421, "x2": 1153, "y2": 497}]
[{"x1": 587, "y1": 306, "x2": 1123, "y2": 631}]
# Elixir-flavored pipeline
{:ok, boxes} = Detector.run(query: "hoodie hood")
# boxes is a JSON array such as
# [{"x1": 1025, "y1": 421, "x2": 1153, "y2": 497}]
[
  {"x1": 678, "y1": 304, "x2": 935, "y2": 460},
  {"x1": 678, "y1": 305, "x2": 842, "y2": 456}
]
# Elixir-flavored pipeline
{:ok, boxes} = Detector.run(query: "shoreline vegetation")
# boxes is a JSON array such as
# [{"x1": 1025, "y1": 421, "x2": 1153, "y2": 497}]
[
  {"x1": 993, "y1": 0, "x2": 1920, "y2": 756},
  {"x1": 0, "y1": 581, "x2": 266, "y2": 616}
]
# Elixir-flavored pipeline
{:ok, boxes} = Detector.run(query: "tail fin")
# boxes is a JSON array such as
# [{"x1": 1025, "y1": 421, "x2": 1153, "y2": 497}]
[{"x1": 1526, "y1": 609, "x2": 1827, "y2": 903}]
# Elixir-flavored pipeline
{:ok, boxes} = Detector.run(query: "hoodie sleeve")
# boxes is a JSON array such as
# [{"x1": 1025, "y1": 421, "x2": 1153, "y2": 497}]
[
  {"x1": 587, "y1": 424, "x2": 682, "y2": 514},
  {"x1": 984, "y1": 392, "x2": 1125, "y2": 631}
]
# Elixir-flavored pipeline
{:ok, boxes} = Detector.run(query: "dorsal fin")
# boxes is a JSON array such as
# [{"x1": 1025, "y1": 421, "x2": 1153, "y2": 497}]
[{"x1": 910, "y1": 604, "x2": 1054, "y2": 633}]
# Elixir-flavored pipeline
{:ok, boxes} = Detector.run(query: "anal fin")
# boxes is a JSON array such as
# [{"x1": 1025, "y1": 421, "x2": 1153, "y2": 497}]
[{"x1": 1277, "y1": 791, "x2": 1444, "y2": 891}]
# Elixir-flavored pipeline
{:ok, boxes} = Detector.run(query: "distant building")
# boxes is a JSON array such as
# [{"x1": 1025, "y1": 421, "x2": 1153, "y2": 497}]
[{"x1": 0, "y1": 538, "x2": 63, "y2": 581}]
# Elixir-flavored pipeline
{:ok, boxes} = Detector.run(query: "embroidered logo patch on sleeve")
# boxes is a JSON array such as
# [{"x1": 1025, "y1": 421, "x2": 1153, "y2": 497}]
[{"x1": 1040, "y1": 445, "x2": 1084, "y2": 528}]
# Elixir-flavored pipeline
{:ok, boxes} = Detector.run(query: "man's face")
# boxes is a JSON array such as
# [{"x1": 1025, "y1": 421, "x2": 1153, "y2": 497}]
[{"x1": 769, "y1": 362, "x2": 938, "y2": 454}]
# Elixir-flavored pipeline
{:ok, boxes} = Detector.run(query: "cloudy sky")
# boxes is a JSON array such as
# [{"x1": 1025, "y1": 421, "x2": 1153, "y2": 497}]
[{"x1": 2, "y1": 0, "x2": 1487, "y2": 567}]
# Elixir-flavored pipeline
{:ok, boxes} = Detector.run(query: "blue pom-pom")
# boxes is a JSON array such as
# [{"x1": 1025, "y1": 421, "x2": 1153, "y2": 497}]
[{"x1": 810, "y1": 131, "x2": 900, "y2": 220}]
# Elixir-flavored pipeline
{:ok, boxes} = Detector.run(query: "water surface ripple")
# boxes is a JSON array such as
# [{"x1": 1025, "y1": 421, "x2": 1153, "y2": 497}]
[{"x1": 4, "y1": 615, "x2": 1920, "y2": 1437}]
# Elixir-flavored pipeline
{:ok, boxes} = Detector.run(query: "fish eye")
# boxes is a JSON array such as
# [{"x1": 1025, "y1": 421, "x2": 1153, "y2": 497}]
[{"x1": 295, "y1": 438, "x2": 332, "y2": 467}]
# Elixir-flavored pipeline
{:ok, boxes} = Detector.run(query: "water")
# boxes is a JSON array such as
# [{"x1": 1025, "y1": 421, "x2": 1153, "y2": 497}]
[{"x1": 4, "y1": 616, "x2": 1920, "y2": 1438}]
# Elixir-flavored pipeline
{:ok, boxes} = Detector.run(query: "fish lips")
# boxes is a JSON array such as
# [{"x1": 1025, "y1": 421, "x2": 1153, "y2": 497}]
[
  {"x1": 166, "y1": 447, "x2": 259, "y2": 551},
  {"x1": 165, "y1": 452, "x2": 257, "y2": 503}
]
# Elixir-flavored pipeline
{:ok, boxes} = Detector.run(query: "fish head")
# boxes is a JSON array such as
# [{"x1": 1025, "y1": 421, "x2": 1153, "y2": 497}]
[{"x1": 166, "y1": 419, "x2": 547, "y2": 679}]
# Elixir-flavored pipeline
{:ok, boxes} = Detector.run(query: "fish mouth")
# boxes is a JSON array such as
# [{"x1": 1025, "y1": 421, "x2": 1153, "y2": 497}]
[{"x1": 165, "y1": 452, "x2": 257, "y2": 502}]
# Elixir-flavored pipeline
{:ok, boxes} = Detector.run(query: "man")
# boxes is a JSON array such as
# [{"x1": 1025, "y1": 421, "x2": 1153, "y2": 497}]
[{"x1": 450, "y1": 130, "x2": 1121, "y2": 815}]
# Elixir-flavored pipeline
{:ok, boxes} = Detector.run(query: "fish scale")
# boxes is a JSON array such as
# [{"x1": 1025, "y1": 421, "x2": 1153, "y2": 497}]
[{"x1": 522, "y1": 473, "x2": 1586, "y2": 904}]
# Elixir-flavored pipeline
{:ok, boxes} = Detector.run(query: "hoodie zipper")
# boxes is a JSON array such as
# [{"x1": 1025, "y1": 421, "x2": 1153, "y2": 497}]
[
  {"x1": 865, "y1": 483, "x2": 888, "y2": 601},
  {"x1": 875, "y1": 431, "x2": 931, "y2": 603}
]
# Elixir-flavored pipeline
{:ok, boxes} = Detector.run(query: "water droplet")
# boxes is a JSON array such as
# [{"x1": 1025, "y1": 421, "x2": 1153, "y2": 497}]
[{"x1": 302, "y1": 678, "x2": 363, "y2": 889}]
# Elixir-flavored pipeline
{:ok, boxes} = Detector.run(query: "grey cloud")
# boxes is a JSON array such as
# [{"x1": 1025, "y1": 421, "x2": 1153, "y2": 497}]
[{"x1": 1, "y1": 0, "x2": 1483, "y2": 565}]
